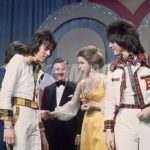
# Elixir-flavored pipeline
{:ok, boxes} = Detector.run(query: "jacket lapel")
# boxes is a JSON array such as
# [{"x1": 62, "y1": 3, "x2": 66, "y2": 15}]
[
  {"x1": 59, "y1": 82, "x2": 70, "y2": 106},
  {"x1": 49, "y1": 83, "x2": 57, "y2": 109}
]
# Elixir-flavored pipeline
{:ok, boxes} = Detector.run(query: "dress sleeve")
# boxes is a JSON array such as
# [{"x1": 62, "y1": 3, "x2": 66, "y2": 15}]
[{"x1": 53, "y1": 82, "x2": 82, "y2": 121}]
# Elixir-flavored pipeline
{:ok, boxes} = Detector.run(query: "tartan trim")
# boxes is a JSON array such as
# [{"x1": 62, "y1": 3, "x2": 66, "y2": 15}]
[
  {"x1": 110, "y1": 60, "x2": 119, "y2": 72},
  {"x1": 0, "y1": 109, "x2": 13, "y2": 121},
  {"x1": 6, "y1": 144, "x2": 13, "y2": 150},
  {"x1": 12, "y1": 106, "x2": 20, "y2": 125},
  {"x1": 137, "y1": 54, "x2": 150, "y2": 67},
  {"x1": 118, "y1": 103, "x2": 150, "y2": 109},
  {"x1": 104, "y1": 120, "x2": 114, "y2": 132},
  {"x1": 33, "y1": 63, "x2": 41, "y2": 81},
  {"x1": 12, "y1": 97, "x2": 38, "y2": 109},
  {"x1": 134, "y1": 71, "x2": 145, "y2": 108},
  {"x1": 33, "y1": 63, "x2": 41, "y2": 101},
  {"x1": 110, "y1": 53, "x2": 150, "y2": 72},
  {"x1": 39, "y1": 121, "x2": 45, "y2": 132},
  {"x1": 120, "y1": 68, "x2": 126, "y2": 101},
  {"x1": 119, "y1": 104, "x2": 140, "y2": 109}
]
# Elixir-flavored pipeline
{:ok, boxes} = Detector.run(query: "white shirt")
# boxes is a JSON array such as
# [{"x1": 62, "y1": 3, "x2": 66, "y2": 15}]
[
  {"x1": 56, "y1": 85, "x2": 65, "y2": 106},
  {"x1": 0, "y1": 54, "x2": 41, "y2": 110}
]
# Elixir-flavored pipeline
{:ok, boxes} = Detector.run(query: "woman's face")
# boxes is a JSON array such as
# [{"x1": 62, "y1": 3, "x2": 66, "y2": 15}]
[
  {"x1": 109, "y1": 42, "x2": 123, "y2": 56},
  {"x1": 77, "y1": 56, "x2": 91, "y2": 75}
]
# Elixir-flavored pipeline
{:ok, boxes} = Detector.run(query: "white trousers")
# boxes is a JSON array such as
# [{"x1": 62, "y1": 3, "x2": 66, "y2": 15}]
[
  {"x1": 115, "y1": 109, "x2": 150, "y2": 150},
  {"x1": 13, "y1": 106, "x2": 41, "y2": 150}
]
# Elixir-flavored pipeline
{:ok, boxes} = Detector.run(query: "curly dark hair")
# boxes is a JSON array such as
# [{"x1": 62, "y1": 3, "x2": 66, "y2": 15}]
[
  {"x1": 28, "y1": 30, "x2": 57, "y2": 56},
  {"x1": 107, "y1": 19, "x2": 144, "y2": 55}
]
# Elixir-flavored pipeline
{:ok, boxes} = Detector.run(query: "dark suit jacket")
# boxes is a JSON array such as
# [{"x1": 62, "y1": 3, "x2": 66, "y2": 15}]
[{"x1": 41, "y1": 81, "x2": 83, "y2": 150}]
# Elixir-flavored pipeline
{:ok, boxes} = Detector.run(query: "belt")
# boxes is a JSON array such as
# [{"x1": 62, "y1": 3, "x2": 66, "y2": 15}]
[
  {"x1": 119, "y1": 104, "x2": 140, "y2": 109},
  {"x1": 12, "y1": 97, "x2": 38, "y2": 109},
  {"x1": 116, "y1": 103, "x2": 150, "y2": 110}
]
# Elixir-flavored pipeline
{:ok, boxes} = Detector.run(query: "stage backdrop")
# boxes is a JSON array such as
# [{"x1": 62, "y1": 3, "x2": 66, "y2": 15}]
[{"x1": 0, "y1": 0, "x2": 150, "y2": 76}]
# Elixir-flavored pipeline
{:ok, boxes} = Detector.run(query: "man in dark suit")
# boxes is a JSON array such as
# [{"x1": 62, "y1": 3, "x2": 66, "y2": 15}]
[{"x1": 41, "y1": 58, "x2": 83, "y2": 150}]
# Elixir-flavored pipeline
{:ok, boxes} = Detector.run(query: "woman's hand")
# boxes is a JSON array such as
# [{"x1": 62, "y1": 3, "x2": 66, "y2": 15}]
[
  {"x1": 81, "y1": 103, "x2": 95, "y2": 111},
  {"x1": 40, "y1": 110, "x2": 54, "y2": 120}
]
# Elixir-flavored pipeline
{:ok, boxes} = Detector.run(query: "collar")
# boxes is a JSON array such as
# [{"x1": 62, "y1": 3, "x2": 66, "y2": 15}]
[
  {"x1": 136, "y1": 53, "x2": 150, "y2": 67},
  {"x1": 25, "y1": 55, "x2": 38, "y2": 64},
  {"x1": 110, "y1": 53, "x2": 150, "y2": 72}
]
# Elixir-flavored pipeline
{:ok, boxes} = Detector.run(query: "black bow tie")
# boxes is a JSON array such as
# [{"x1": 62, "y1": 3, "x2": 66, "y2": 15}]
[{"x1": 56, "y1": 81, "x2": 66, "y2": 87}]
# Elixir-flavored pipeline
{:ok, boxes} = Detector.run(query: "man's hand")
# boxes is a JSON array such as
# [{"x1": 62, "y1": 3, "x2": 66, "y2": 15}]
[
  {"x1": 3, "y1": 128, "x2": 15, "y2": 145},
  {"x1": 137, "y1": 106, "x2": 150, "y2": 122},
  {"x1": 3, "y1": 121, "x2": 15, "y2": 145},
  {"x1": 105, "y1": 130, "x2": 115, "y2": 150},
  {"x1": 75, "y1": 134, "x2": 81, "y2": 146},
  {"x1": 40, "y1": 110, "x2": 54, "y2": 120},
  {"x1": 40, "y1": 131, "x2": 49, "y2": 150}
]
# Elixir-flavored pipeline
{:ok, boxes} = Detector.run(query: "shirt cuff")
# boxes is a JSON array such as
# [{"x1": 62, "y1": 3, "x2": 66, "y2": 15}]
[
  {"x1": 0, "y1": 109, "x2": 13, "y2": 121},
  {"x1": 39, "y1": 121, "x2": 45, "y2": 132},
  {"x1": 104, "y1": 120, "x2": 114, "y2": 132}
]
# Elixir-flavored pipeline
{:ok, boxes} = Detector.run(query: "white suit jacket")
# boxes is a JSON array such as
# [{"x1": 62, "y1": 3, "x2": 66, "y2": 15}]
[{"x1": 104, "y1": 53, "x2": 150, "y2": 130}]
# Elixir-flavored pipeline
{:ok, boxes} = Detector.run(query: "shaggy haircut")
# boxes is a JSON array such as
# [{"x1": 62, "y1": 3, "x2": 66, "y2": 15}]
[
  {"x1": 5, "y1": 41, "x2": 27, "y2": 64},
  {"x1": 107, "y1": 19, "x2": 144, "y2": 55},
  {"x1": 28, "y1": 30, "x2": 57, "y2": 56}
]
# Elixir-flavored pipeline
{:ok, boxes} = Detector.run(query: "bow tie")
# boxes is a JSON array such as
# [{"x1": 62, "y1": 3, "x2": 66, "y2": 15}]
[
  {"x1": 118, "y1": 54, "x2": 135, "y2": 65},
  {"x1": 56, "y1": 81, "x2": 66, "y2": 87}
]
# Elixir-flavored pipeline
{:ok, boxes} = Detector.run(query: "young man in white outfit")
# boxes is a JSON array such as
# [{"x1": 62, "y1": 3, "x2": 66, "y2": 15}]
[
  {"x1": 104, "y1": 19, "x2": 150, "y2": 150},
  {"x1": 0, "y1": 30, "x2": 56, "y2": 150}
]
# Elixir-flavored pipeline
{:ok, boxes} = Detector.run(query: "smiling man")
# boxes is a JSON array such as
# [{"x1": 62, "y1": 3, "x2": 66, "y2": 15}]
[
  {"x1": 41, "y1": 58, "x2": 83, "y2": 150},
  {"x1": 104, "y1": 19, "x2": 150, "y2": 150}
]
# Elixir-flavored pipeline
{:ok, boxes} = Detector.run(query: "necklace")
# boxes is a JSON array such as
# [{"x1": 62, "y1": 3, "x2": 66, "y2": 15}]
[{"x1": 83, "y1": 74, "x2": 99, "y2": 93}]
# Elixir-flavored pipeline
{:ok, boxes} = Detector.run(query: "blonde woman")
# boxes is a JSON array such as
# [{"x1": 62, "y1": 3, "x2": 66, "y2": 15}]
[{"x1": 41, "y1": 45, "x2": 107, "y2": 150}]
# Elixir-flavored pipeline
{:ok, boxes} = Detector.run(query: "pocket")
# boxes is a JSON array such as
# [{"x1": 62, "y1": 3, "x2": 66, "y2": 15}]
[
  {"x1": 140, "y1": 75, "x2": 150, "y2": 79},
  {"x1": 12, "y1": 106, "x2": 20, "y2": 126},
  {"x1": 112, "y1": 78, "x2": 120, "y2": 82},
  {"x1": 140, "y1": 75, "x2": 150, "y2": 91}
]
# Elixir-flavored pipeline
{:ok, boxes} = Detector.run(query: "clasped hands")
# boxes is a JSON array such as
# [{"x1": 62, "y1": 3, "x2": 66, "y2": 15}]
[{"x1": 40, "y1": 110, "x2": 55, "y2": 120}]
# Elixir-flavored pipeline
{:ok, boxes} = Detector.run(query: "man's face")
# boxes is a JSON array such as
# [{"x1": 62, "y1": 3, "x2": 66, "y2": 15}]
[
  {"x1": 53, "y1": 62, "x2": 68, "y2": 81},
  {"x1": 34, "y1": 44, "x2": 53, "y2": 63},
  {"x1": 109, "y1": 42, "x2": 123, "y2": 56}
]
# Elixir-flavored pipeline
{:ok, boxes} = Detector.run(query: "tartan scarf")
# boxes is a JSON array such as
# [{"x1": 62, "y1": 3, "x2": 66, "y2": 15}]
[
  {"x1": 118, "y1": 54, "x2": 135, "y2": 65},
  {"x1": 25, "y1": 55, "x2": 41, "y2": 101},
  {"x1": 25, "y1": 55, "x2": 41, "y2": 79}
]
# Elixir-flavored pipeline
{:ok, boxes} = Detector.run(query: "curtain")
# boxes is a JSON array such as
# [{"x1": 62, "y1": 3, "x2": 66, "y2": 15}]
[{"x1": 0, "y1": 0, "x2": 81, "y2": 65}]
